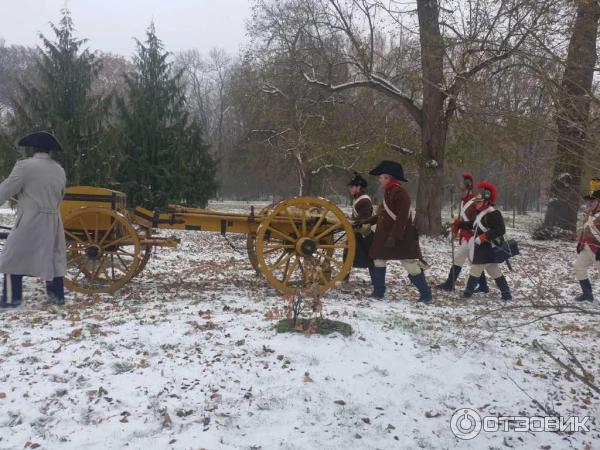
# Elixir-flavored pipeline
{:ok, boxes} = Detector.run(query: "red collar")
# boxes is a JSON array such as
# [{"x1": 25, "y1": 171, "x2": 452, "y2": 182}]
[{"x1": 385, "y1": 179, "x2": 401, "y2": 191}]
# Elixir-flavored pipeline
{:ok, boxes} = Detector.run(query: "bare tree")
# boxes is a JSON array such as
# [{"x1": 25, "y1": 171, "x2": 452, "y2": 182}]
[
  {"x1": 252, "y1": 0, "x2": 555, "y2": 234},
  {"x1": 542, "y1": 0, "x2": 600, "y2": 233}
]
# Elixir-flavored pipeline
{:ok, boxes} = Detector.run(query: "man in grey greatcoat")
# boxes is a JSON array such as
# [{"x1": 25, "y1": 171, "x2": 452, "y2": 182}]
[{"x1": 0, "y1": 131, "x2": 67, "y2": 307}]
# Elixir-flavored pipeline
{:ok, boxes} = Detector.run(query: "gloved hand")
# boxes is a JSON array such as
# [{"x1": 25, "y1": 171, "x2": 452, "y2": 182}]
[
  {"x1": 475, "y1": 234, "x2": 488, "y2": 245},
  {"x1": 385, "y1": 236, "x2": 396, "y2": 248},
  {"x1": 451, "y1": 219, "x2": 460, "y2": 235}
]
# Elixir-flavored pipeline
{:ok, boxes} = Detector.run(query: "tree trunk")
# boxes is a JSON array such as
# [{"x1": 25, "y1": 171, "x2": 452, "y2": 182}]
[
  {"x1": 543, "y1": 0, "x2": 600, "y2": 232},
  {"x1": 415, "y1": 0, "x2": 446, "y2": 235}
]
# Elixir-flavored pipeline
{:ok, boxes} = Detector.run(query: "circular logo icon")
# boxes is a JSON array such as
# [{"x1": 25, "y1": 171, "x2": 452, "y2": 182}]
[{"x1": 450, "y1": 408, "x2": 482, "y2": 440}]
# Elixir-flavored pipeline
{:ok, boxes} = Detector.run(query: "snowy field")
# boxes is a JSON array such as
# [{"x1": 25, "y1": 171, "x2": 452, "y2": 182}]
[{"x1": 0, "y1": 203, "x2": 599, "y2": 449}]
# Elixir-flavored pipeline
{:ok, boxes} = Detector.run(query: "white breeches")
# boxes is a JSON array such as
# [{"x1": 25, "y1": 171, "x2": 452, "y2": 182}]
[
  {"x1": 373, "y1": 259, "x2": 421, "y2": 276},
  {"x1": 470, "y1": 263, "x2": 502, "y2": 279},
  {"x1": 574, "y1": 244, "x2": 600, "y2": 281},
  {"x1": 453, "y1": 240, "x2": 470, "y2": 266}
]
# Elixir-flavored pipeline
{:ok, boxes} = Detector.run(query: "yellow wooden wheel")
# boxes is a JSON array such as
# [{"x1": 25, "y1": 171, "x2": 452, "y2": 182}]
[
  {"x1": 255, "y1": 196, "x2": 355, "y2": 295},
  {"x1": 63, "y1": 206, "x2": 141, "y2": 294},
  {"x1": 247, "y1": 204, "x2": 274, "y2": 274},
  {"x1": 132, "y1": 224, "x2": 153, "y2": 278}
]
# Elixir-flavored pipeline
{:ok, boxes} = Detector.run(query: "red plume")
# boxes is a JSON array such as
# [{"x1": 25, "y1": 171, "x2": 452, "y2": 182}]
[{"x1": 476, "y1": 181, "x2": 497, "y2": 203}]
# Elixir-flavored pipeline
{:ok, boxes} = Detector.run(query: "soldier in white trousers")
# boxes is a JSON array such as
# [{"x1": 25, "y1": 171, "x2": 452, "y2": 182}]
[{"x1": 574, "y1": 189, "x2": 600, "y2": 302}]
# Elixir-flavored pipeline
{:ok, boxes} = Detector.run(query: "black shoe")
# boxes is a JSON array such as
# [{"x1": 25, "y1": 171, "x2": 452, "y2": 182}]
[
  {"x1": 44, "y1": 294, "x2": 65, "y2": 306},
  {"x1": 473, "y1": 272, "x2": 489, "y2": 293},
  {"x1": 575, "y1": 279, "x2": 594, "y2": 302},
  {"x1": 436, "y1": 265, "x2": 462, "y2": 292},
  {"x1": 0, "y1": 300, "x2": 21, "y2": 308},
  {"x1": 494, "y1": 276, "x2": 512, "y2": 301}
]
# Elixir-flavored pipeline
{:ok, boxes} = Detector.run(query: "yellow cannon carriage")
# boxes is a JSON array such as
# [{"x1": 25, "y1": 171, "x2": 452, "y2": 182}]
[{"x1": 60, "y1": 186, "x2": 356, "y2": 296}]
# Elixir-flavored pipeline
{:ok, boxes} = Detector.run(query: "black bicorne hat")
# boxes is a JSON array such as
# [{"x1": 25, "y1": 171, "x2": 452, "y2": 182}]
[
  {"x1": 17, "y1": 131, "x2": 62, "y2": 152},
  {"x1": 369, "y1": 160, "x2": 408, "y2": 182},
  {"x1": 348, "y1": 172, "x2": 367, "y2": 188},
  {"x1": 584, "y1": 189, "x2": 600, "y2": 201}
]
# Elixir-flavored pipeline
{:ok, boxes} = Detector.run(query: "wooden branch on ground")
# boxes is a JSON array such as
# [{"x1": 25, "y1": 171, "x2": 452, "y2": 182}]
[{"x1": 532, "y1": 339, "x2": 600, "y2": 394}]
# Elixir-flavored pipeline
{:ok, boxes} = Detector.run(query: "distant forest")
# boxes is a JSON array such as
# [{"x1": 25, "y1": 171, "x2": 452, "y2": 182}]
[{"x1": 1, "y1": 1, "x2": 599, "y2": 235}]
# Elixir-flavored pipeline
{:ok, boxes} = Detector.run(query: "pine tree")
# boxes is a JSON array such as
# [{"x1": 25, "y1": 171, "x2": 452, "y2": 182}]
[
  {"x1": 116, "y1": 23, "x2": 216, "y2": 208},
  {"x1": 8, "y1": 8, "x2": 111, "y2": 185}
]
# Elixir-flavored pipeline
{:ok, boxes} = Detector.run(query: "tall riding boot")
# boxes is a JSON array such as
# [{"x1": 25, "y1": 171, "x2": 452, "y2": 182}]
[
  {"x1": 409, "y1": 272, "x2": 433, "y2": 304},
  {"x1": 45, "y1": 277, "x2": 65, "y2": 305},
  {"x1": 494, "y1": 276, "x2": 512, "y2": 301},
  {"x1": 575, "y1": 279, "x2": 594, "y2": 302},
  {"x1": 463, "y1": 275, "x2": 479, "y2": 298},
  {"x1": 369, "y1": 266, "x2": 386, "y2": 299},
  {"x1": 473, "y1": 272, "x2": 490, "y2": 293},
  {"x1": 1, "y1": 274, "x2": 23, "y2": 308},
  {"x1": 437, "y1": 265, "x2": 462, "y2": 291}
]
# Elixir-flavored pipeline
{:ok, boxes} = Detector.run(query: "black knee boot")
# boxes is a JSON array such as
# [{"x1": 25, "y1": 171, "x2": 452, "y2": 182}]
[
  {"x1": 409, "y1": 272, "x2": 432, "y2": 304},
  {"x1": 369, "y1": 266, "x2": 386, "y2": 299},
  {"x1": 1, "y1": 274, "x2": 23, "y2": 307},
  {"x1": 463, "y1": 275, "x2": 479, "y2": 298},
  {"x1": 494, "y1": 276, "x2": 512, "y2": 301},
  {"x1": 575, "y1": 279, "x2": 594, "y2": 302},
  {"x1": 437, "y1": 265, "x2": 462, "y2": 291},
  {"x1": 473, "y1": 272, "x2": 489, "y2": 293},
  {"x1": 45, "y1": 277, "x2": 65, "y2": 305}
]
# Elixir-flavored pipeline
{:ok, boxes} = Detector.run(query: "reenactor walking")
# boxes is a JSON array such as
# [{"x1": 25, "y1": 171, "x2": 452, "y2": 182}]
[
  {"x1": 0, "y1": 131, "x2": 67, "y2": 307},
  {"x1": 460, "y1": 182, "x2": 512, "y2": 300},
  {"x1": 574, "y1": 188, "x2": 600, "y2": 302},
  {"x1": 366, "y1": 160, "x2": 432, "y2": 303},
  {"x1": 438, "y1": 172, "x2": 488, "y2": 292},
  {"x1": 345, "y1": 172, "x2": 374, "y2": 279}
]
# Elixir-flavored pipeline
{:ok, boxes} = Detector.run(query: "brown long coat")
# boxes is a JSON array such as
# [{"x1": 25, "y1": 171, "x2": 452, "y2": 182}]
[{"x1": 369, "y1": 183, "x2": 422, "y2": 260}]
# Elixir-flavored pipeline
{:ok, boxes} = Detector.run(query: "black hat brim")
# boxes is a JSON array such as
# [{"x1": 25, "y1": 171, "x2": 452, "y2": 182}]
[
  {"x1": 369, "y1": 161, "x2": 408, "y2": 182},
  {"x1": 17, "y1": 131, "x2": 62, "y2": 151}
]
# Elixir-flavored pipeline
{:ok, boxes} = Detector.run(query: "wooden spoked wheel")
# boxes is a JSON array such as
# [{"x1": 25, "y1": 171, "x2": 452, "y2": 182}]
[
  {"x1": 63, "y1": 207, "x2": 141, "y2": 294},
  {"x1": 255, "y1": 197, "x2": 355, "y2": 295},
  {"x1": 132, "y1": 224, "x2": 153, "y2": 278},
  {"x1": 247, "y1": 204, "x2": 274, "y2": 274}
]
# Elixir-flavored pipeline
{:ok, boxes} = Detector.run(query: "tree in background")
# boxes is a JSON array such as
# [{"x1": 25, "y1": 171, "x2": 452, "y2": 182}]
[
  {"x1": 541, "y1": 0, "x2": 600, "y2": 234},
  {"x1": 116, "y1": 23, "x2": 217, "y2": 208},
  {"x1": 7, "y1": 8, "x2": 111, "y2": 185}
]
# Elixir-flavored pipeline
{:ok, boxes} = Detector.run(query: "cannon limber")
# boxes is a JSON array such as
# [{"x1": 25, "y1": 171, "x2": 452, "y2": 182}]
[{"x1": 57, "y1": 186, "x2": 356, "y2": 296}]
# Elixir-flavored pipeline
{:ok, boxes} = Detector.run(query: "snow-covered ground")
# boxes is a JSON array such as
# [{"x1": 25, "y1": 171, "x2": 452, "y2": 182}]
[{"x1": 0, "y1": 204, "x2": 599, "y2": 450}]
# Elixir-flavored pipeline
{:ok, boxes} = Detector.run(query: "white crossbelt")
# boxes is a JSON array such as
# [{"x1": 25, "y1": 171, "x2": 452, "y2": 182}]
[
  {"x1": 352, "y1": 194, "x2": 371, "y2": 217},
  {"x1": 473, "y1": 206, "x2": 494, "y2": 233},
  {"x1": 383, "y1": 197, "x2": 412, "y2": 227},
  {"x1": 460, "y1": 198, "x2": 476, "y2": 221},
  {"x1": 584, "y1": 212, "x2": 600, "y2": 243}
]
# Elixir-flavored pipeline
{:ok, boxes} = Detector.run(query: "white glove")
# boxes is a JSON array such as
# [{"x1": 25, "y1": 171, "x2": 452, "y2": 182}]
[{"x1": 475, "y1": 237, "x2": 482, "y2": 245}]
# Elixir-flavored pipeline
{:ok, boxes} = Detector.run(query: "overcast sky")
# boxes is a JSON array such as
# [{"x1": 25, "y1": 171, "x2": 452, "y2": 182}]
[{"x1": 0, "y1": 0, "x2": 252, "y2": 57}]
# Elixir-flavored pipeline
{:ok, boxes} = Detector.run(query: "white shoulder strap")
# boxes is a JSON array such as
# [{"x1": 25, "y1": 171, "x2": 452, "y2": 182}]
[
  {"x1": 383, "y1": 197, "x2": 397, "y2": 221},
  {"x1": 460, "y1": 198, "x2": 476, "y2": 221},
  {"x1": 352, "y1": 195, "x2": 371, "y2": 216},
  {"x1": 383, "y1": 197, "x2": 413, "y2": 225},
  {"x1": 585, "y1": 212, "x2": 600, "y2": 242},
  {"x1": 473, "y1": 206, "x2": 494, "y2": 233}
]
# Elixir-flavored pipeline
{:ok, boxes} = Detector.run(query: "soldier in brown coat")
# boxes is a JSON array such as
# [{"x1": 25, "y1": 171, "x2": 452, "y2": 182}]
[
  {"x1": 346, "y1": 172, "x2": 374, "y2": 271},
  {"x1": 365, "y1": 160, "x2": 432, "y2": 303}
]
